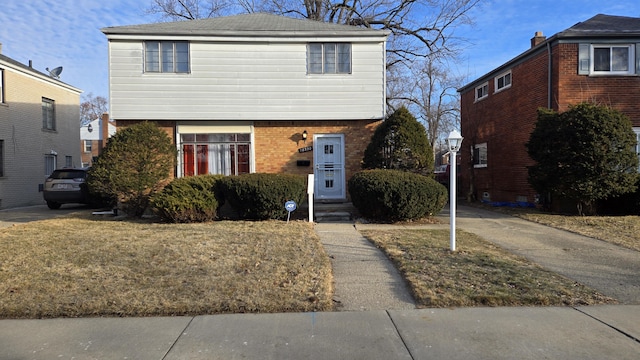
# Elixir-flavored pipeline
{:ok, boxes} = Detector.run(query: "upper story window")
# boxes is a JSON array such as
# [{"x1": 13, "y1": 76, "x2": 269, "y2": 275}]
[
  {"x1": 308, "y1": 43, "x2": 352, "y2": 74},
  {"x1": 579, "y1": 43, "x2": 636, "y2": 76},
  {"x1": 84, "y1": 140, "x2": 92, "y2": 153},
  {"x1": 144, "y1": 41, "x2": 189, "y2": 73},
  {"x1": 495, "y1": 70, "x2": 511, "y2": 92},
  {"x1": 475, "y1": 82, "x2": 488, "y2": 101},
  {"x1": 42, "y1": 97, "x2": 55, "y2": 131}
]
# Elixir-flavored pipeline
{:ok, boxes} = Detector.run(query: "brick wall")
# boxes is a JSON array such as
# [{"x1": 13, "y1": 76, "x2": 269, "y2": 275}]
[
  {"x1": 254, "y1": 119, "x2": 382, "y2": 198},
  {"x1": 556, "y1": 43, "x2": 640, "y2": 125},
  {"x1": 461, "y1": 42, "x2": 640, "y2": 206},
  {"x1": 460, "y1": 48, "x2": 549, "y2": 204}
]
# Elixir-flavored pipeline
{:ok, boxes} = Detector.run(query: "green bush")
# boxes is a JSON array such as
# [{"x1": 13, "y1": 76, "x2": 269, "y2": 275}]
[
  {"x1": 151, "y1": 174, "x2": 225, "y2": 223},
  {"x1": 220, "y1": 173, "x2": 306, "y2": 220},
  {"x1": 349, "y1": 169, "x2": 447, "y2": 222},
  {"x1": 87, "y1": 121, "x2": 177, "y2": 217},
  {"x1": 362, "y1": 106, "x2": 434, "y2": 176}
]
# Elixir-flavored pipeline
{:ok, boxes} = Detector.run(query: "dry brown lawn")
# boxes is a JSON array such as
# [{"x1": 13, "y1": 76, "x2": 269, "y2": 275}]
[
  {"x1": 0, "y1": 214, "x2": 333, "y2": 319},
  {"x1": 360, "y1": 229, "x2": 617, "y2": 308}
]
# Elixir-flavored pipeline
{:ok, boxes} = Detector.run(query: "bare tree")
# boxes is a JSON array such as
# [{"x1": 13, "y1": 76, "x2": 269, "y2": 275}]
[
  {"x1": 146, "y1": 0, "x2": 236, "y2": 20},
  {"x1": 80, "y1": 93, "x2": 108, "y2": 125},
  {"x1": 399, "y1": 56, "x2": 463, "y2": 158}
]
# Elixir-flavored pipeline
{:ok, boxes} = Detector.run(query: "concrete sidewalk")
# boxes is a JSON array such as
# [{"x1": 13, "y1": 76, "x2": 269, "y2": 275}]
[
  {"x1": 1, "y1": 306, "x2": 638, "y2": 359},
  {"x1": 1, "y1": 204, "x2": 640, "y2": 358}
]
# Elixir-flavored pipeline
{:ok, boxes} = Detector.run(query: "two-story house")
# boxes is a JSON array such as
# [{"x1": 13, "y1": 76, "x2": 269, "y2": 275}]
[
  {"x1": 80, "y1": 113, "x2": 116, "y2": 168},
  {"x1": 0, "y1": 46, "x2": 82, "y2": 209},
  {"x1": 458, "y1": 14, "x2": 640, "y2": 207},
  {"x1": 101, "y1": 13, "x2": 389, "y2": 201}
]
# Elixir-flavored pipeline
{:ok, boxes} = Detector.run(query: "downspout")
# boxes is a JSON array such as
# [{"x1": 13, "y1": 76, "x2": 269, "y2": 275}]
[{"x1": 547, "y1": 42, "x2": 552, "y2": 109}]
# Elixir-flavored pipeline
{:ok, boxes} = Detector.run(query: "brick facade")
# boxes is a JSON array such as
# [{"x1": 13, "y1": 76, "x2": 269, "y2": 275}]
[
  {"x1": 114, "y1": 119, "x2": 381, "y2": 199},
  {"x1": 460, "y1": 27, "x2": 640, "y2": 206}
]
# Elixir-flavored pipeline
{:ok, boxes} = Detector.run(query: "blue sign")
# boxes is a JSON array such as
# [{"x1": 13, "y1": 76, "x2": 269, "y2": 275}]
[{"x1": 285, "y1": 200, "x2": 297, "y2": 212}]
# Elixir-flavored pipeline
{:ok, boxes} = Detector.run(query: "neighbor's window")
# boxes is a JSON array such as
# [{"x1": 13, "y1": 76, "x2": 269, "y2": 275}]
[
  {"x1": 65, "y1": 156, "x2": 73, "y2": 168},
  {"x1": 84, "y1": 140, "x2": 92, "y2": 153},
  {"x1": 495, "y1": 70, "x2": 512, "y2": 92},
  {"x1": 42, "y1": 97, "x2": 55, "y2": 130},
  {"x1": 308, "y1": 43, "x2": 352, "y2": 74},
  {"x1": 145, "y1": 41, "x2": 189, "y2": 73},
  {"x1": 181, "y1": 133, "x2": 251, "y2": 176},
  {"x1": 473, "y1": 143, "x2": 488, "y2": 168},
  {"x1": 44, "y1": 154, "x2": 56, "y2": 177},
  {"x1": 475, "y1": 82, "x2": 488, "y2": 101},
  {"x1": 580, "y1": 44, "x2": 636, "y2": 75}
]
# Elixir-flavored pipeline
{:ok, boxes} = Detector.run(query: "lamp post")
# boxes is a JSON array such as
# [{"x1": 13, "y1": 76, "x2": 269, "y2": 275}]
[{"x1": 446, "y1": 130, "x2": 463, "y2": 252}]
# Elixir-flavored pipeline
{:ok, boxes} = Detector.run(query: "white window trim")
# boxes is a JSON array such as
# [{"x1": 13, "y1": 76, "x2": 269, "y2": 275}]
[
  {"x1": 307, "y1": 43, "x2": 352, "y2": 75},
  {"x1": 475, "y1": 82, "x2": 488, "y2": 102},
  {"x1": 494, "y1": 70, "x2": 512, "y2": 93},
  {"x1": 473, "y1": 143, "x2": 488, "y2": 168},
  {"x1": 590, "y1": 44, "x2": 635, "y2": 76},
  {"x1": 84, "y1": 140, "x2": 92, "y2": 153},
  {"x1": 634, "y1": 127, "x2": 640, "y2": 172}
]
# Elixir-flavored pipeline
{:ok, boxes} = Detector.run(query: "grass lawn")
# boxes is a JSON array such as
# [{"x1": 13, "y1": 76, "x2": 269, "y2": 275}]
[
  {"x1": 0, "y1": 214, "x2": 333, "y2": 319},
  {"x1": 360, "y1": 228, "x2": 617, "y2": 308}
]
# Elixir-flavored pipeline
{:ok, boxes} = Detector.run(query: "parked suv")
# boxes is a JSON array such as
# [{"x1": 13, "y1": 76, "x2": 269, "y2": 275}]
[{"x1": 43, "y1": 168, "x2": 89, "y2": 209}]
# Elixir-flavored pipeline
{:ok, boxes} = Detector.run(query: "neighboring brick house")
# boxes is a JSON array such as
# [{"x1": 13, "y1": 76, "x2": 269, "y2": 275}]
[
  {"x1": 80, "y1": 113, "x2": 116, "y2": 167},
  {"x1": 458, "y1": 14, "x2": 640, "y2": 206},
  {"x1": 101, "y1": 13, "x2": 388, "y2": 201},
  {"x1": 0, "y1": 47, "x2": 82, "y2": 209}
]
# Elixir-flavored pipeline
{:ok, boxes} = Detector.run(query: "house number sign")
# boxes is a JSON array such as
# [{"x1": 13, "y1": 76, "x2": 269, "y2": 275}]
[{"x1": 298, "y1": 146, "x2": 313, "y2": 153}]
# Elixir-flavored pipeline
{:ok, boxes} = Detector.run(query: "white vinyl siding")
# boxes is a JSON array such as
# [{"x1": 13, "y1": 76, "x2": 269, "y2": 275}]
[{"x1": 108, "y1": 40, "x2": 385, "y2": 121}]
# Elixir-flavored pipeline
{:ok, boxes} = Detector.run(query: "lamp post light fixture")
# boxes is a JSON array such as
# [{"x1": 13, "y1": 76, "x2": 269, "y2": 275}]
[{"x1": 446, "y1": 130, "x2": 463, "y2": 252}]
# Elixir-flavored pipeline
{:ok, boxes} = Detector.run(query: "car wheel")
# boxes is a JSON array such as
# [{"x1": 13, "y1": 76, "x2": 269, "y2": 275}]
[{"x1": 46, "y1": 201, "x2": 62, "y2": 210}]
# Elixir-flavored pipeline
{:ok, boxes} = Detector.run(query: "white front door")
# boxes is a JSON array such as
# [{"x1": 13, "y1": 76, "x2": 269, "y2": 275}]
[{"x1": 314, "y1": 134, "x2": 345, "y2": 200}]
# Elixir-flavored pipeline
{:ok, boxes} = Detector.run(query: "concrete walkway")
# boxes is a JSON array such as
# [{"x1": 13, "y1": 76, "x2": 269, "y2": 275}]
[{"x1": 314, "y1": 222, "x2": 416, "y2": 311}]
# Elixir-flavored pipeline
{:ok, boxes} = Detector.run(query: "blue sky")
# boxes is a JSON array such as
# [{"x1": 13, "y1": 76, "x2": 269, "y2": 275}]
[{"x1": 1, "y1": 0, "x2": 640, "y2": 102}]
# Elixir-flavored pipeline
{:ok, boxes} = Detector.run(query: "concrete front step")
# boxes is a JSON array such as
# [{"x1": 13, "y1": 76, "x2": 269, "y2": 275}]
[{"x1": 300, "y1": 202, "x2": 359, "y2": 223}]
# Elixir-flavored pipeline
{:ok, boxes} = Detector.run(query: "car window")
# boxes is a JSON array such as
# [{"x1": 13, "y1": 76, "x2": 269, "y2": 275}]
[{"x1": 50, "y1": 170, "x2": 86, "y2": 179}]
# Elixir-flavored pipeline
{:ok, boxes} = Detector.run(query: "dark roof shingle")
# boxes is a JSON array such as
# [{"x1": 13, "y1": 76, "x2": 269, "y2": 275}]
[{"x1": 102, "y1": 13, "x2": 387, "y2": 37}]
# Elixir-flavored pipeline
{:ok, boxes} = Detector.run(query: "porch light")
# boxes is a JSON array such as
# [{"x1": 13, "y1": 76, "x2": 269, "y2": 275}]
[
  {"x1": 302, "y1": 130, "x2": 308, "y2": 143},
  {"x1": 446, "y1": 130, "x2": 463, "y2": 252}
]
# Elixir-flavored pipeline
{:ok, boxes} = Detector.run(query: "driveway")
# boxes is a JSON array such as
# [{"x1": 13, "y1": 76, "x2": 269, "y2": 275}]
[
  {"x1": 0, "y1": 204, "x2": 90, "y2": 229},
  {"x1": 444, "y1": 205, "x2": 640, "y2": 304}
]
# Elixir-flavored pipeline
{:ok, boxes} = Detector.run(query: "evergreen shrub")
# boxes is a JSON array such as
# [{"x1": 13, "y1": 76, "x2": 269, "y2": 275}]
[
  {"x1": 349, "y1": 169, "x2": 447, "y2": 222},
  {"x1": 220, "y1": 173, "x2": 306, "y2": 220},
  {"x1": 151, "y1": 174, "x2": 225, "y2": 223}
]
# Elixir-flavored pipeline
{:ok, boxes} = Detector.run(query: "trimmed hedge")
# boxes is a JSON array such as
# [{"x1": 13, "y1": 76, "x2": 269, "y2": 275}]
[
  {"x1": 349, "y1": 169, "x2": 447, "y2": 222},
  {"x1": 220, "y1": 173, "x2": 306, "y2": 220},
  {"x1": 151, "y1": 174, "x2": 225, "y2": 223}
]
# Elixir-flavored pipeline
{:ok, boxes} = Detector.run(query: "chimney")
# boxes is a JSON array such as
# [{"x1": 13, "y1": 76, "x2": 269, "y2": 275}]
[
  {"x1": 29, "y1": 60, "x2": 32, "y2": 68},
  {"x1": 531, "y1": 31, "x2": 546, "y2": 48}
]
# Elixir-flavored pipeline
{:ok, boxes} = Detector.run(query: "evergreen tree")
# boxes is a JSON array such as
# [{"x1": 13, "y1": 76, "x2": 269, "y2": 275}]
[
  {"x1": 87, "y1": 122, "x2": 177, "y2": 217},
  {"x1": 362, "y1": 107, "x2": 434, "y2": 175},
  {"x1": 526, "y1": 102, "x2": 639, "y2": 214}
]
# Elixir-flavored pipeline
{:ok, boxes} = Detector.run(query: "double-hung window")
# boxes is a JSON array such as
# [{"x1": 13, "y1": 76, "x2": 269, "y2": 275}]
[
  {"x1": 44, "y1": 154, "x2": 56, "y2": 177},
  {"x1": 145, "y1": 41, "x2": 189, "y2": 73},
  {"x1": 308, "y1": 43, "x2": 351, "y2": 74},
  {"x1": 579, "y1": 44, "x2": 636, "y2": 75},
  {"x1": 84, "y1": 140, "x2": 92, "y2": 153},
  {"x1": 475, "y1": 82, "x2": 488, "y2": 101},
  {"x1": 42, "y1": 97, "x2": 55, "y2": 131},
  {"x1": 495, "y1": 71, "x2": 511, "y2": 92},
  {"x1": 473, "y1": 143, "x2": 488, "y2": 168}
]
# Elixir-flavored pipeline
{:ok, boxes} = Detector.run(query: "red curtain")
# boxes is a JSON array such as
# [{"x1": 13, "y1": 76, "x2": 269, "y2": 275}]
[{"x1": 183, "y1": 144, "x2": 195, "y2": 176}]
